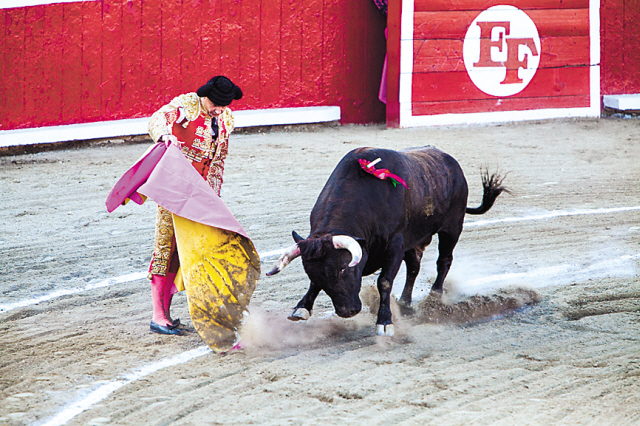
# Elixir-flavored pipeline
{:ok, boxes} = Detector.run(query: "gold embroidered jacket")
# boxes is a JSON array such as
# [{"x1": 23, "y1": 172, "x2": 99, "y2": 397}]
[{"x1": 148, "y1": 92, "x2": 235, "y2": 196}]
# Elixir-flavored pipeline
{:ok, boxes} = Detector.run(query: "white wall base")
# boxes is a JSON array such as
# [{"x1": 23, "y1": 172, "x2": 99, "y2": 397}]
[
  {"x1": 2, "y1": 1, "x2": 93, "y2": 10},
  {"x1": 233, "y1": 106, "x2": 340, "y2": 128},
  {"x1": 603, "y1": 94, "x2": 640, "y2": 111},
  {"x1": 0, "y1": 106, "x2": 341, "y2": 149}
]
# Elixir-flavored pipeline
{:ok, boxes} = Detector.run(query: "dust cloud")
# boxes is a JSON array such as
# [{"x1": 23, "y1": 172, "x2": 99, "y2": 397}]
[
  {"x1": 361, "y1": 283, "x2": 539, "y2": 325},
  {"x1": 238, "y1": 306, "x2": 374, "y2": 353},
  {"x1": 239, "y1": 285, "x2": 540, "y2": 354},
  {"x1": 414, "y1": 288, "x2": 541, "y2": 324}
]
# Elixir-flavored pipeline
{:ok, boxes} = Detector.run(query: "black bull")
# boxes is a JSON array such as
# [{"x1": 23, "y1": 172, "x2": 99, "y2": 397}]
[{"x1": 267, "y1": 146, "x2": 507, "y2": 336}]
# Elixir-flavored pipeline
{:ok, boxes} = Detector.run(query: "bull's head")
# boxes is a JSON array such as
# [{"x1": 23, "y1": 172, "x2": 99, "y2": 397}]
[{"x1": 267, "y1": 231, "x2": 366, "y2": 318}]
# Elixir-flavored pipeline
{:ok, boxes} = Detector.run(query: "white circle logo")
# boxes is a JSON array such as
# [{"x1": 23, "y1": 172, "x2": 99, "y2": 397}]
[{"x1": 463, "y1": 5, "x2": 541, "y2": 97}]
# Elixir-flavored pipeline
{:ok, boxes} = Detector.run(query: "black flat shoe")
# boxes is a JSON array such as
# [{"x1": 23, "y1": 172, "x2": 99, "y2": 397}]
[
  {"x1": 150, "y1": 321, "x2": 182, "y2": 335},
  {"x1": 169, "y1": 318, "x2": 180, "y2": 329}
]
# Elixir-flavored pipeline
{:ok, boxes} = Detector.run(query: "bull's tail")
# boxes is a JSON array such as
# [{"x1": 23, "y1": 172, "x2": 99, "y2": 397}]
[{"x1": 466, "y1": 170, "x2": 509, "y2": 215}]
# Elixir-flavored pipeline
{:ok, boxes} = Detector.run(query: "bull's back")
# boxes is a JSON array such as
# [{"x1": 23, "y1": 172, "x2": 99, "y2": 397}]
[
  {"x1": 311, "y1": 146, "x2": 468, "y2": 243},
  {"x1": 402, "y1": 146, "x2": 468, "y2": 205},
  {"x1": 399, "y1": 146, "x2": 469, "y2": 241}
]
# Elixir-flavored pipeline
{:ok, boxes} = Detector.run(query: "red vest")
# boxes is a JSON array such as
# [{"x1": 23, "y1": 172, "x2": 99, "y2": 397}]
[{"x1": 171, "y1": 114, "x2": 215, "y2": 179}]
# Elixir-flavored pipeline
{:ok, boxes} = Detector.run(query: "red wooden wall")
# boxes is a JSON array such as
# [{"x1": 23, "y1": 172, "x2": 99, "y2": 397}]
[
  {"x1": 0, "y1": 0, "x2": 386, "y2": 132},
  {"x1": 601, "y1": 0, "x2": 640, "y2": 95},
  {"x1": 410, "y1": 0, "x2": 591, "y2": 117}
]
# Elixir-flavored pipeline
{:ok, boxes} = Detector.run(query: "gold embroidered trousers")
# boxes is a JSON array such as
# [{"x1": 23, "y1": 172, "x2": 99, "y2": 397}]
[{"x1": 149, "y1": 206, "x2": 179, "y2": 278}]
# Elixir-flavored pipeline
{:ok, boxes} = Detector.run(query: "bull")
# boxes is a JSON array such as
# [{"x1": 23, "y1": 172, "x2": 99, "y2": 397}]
[{"x1": 267, "y1": 146, "x2": 507, "y2": 336}]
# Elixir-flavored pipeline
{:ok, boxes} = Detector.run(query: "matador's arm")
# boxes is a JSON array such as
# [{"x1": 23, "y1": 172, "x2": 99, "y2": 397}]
[{"x1": 148, "y1": 93, "x2": 203, "y2": 143}]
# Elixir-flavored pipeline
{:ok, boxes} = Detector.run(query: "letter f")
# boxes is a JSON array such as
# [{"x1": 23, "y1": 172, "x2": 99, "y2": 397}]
[
  {"x1": 474, "y1": 21, "x2": 510, "y2": 67},
  {"x1": 500, "y1": 38, "x2": 539, "y2": 84}
]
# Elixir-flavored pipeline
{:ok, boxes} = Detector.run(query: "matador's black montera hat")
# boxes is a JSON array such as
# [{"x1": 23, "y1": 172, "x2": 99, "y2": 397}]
[{"x1": 197, "y1": 75, "x2": 243, "y2": 106}]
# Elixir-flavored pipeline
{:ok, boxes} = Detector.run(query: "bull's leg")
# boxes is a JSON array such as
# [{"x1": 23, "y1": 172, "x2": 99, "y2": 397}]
[
  {"x1": 288, "y1": 281, "x2": 321, "y2": 321},
  {"x1": 430, "y1": 231, "x2": 460, "y2": 296},
  {"x1": 376, "y1": 235, "x2": 405, "y2": 336},
  {"x1": 399, "y1": 248, "x2": 424, "y2": 307}
]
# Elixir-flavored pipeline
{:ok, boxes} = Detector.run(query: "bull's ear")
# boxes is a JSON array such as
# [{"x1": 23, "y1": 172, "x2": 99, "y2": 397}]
[{"x1": 292, "y1": 230, "x2": 305, "y2": 243}]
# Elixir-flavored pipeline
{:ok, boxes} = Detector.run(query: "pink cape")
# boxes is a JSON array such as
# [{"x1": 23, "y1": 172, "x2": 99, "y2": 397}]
[
  {"x1": 105, "y1": 143, "x2": 249, "y2": 240},
  {"x1": 105, "y1": 143, "x2": 167, "y2": 213}
]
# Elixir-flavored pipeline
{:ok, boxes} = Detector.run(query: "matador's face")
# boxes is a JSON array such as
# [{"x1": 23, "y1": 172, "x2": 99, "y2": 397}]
[{"x1": 202, "y1": 97, "x2": 225, "y2": 117}]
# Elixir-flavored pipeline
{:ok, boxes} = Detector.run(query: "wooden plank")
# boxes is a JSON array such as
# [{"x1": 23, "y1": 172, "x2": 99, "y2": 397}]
[
  {"x1": 623, "y1": 0, "x2": 640, "y2": 93},
  {"x1": 411, "y1": 66, "x2": 590, "y2": 102},
  {"x1": 414, "y1": 0, "x2": 589, "y2": 12},
  {"x1": 538, "y1": 36, "x2": 590, "y2": 68},
  {"x1": 61, "y1": 3, "x2": 83, "y2": 125},
  {"x1": 219, "y1": 0, "x2": 241, "y2": 82},
  {"x1": 41, "y1": 5, "x2": 64, "y2": 126},
  {"x1": 103, "y1": 0, "x2": 123, "y2": 119},
  {"x1": 181, "y1": 0, "x2": 202, "y2": 96},
  {"x1": 321, "y1": 0, "x2": 344, "y2": 108},
  {"x1": 413, "y1": 11, "x2": 476, "y2": 40},
  {"x1": 280, "y1": 0, "x2": 303, "y2": 106},
  {"x1": 259, "y1": 0, "x2": 281, "y2": 107},
  {"x1": 411, "y1": 94, "x2": 590, "y2": 115},
  {"x1": 413, "y1": 9, "x2": 589, "y2": 40},
  {"x1": 413, "y1": 36, "x2": 590, "y2": 73},
  {"x1": 81, "y1": 0, "x2": 103, "y2": 121},
  {"x1": 600, "y1": 0, "x2": 624, "y2": 94},
  {"x1": 386, "y1": 0, "x2": 402, "y2": 127},
  {"x1": 342, "y1": 0, "x2": 369, "y2": 122},
  {"x1": 5, "y1": 8, "x2": 26, "y2": 129},
  {"x1": 0, "y1": 10, "x2": 6, "y2": 128},
  {"x1": 413, "y1": 39, "x2": 466, "y2": 73},
  {"x1": 161, "y1": 0, "x2": 182, "y2": 104},
  {"x1": 526, "y1": 9, "x2": 590, "y2": 38},
  {"x1": 201, "y1": 0, "x2": 221, "y2": 81},
  {"x1": 24, "y1": 7, "x2": 46, "y2": 126},
  {"x1": 121, "y1": 0, "x2": 142, "y2": 116},
  {"x1": 140, "y1": 0, "x2": 161, "y2": 115},
  {"x1": 300, "y1": 0, "x2": 324, "y2": 104},
  {"x1": 238, "y1": 0, "x2": 261, "y2": 108}
]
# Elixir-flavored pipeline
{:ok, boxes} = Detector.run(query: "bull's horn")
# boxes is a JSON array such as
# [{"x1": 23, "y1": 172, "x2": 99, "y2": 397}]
[
  {"x1": 266, "y1": 243, "x2": 301, "y2": 276},
  {"x1": 332, "y1": 235, "x2": 362, "y2": 267}
]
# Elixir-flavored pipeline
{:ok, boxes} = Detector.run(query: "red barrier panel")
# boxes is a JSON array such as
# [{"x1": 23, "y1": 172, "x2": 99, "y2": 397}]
[
  {"x1": 601, "y1": 0, "x2": 640, "y2": 95},
  {"x1": 0, "y1": 0, "x2": 386, "y2": 131},
  {"x1": 388, "y1": 0, "x2": 600, "y2": 127},
  {"x1": 414, "y1": 0, "x2": 590, "y2": 11}
]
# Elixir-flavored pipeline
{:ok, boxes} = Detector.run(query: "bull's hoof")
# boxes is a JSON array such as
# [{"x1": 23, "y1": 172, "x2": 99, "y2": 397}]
[
  {"x1": 397, "y1": 300, "x2": 415, "y2": 317},
  {"x1": 428, "y1": 288, "x2": 444, "y2": 298},
  {"x1": 288, "y1": 308, "x2": 311, "y2": 321},
  {"x1": 375, "y1": 324, "x2": 395, "y2": 337}
]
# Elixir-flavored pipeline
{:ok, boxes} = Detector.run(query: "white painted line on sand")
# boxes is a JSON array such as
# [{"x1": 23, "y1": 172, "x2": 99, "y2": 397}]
[
  {"x1": 462, "y1": 253, "x2": 640, "y2": 294},
  {"x1": 0, "y1": 250, "x2": 288, "y2": 313},
  {"x1": 259, "y1": 247, "x2": 287, "y2": 258},
  {"x1": 40, "y1": 346, "x2": 212, "y2": 426},
  {"x1": 0, "y1": 272, "x2": 147, "y2": 313},
  {"x1": 3, "y1": 205, "x2": 639, "y2": 314},
  {"x1": 464, "y1": 205, "x2": 640, "y2": 228},
  {"x1": 39, "y1": 251, "x2": 640, "y2": 426}
]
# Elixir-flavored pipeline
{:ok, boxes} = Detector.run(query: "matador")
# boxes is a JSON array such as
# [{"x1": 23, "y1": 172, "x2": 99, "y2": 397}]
[{"x1": 147, "y1": 75, "x2": 243, "y2": 335}]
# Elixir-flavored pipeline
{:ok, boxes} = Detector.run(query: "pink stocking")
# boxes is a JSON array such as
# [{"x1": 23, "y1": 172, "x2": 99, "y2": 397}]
[
  {"x1": 164, "y1": 272, "x2": 178, "y2": 322},
  {"x1": 150, "y1": 274, "x2": 172, "y2": 326}
]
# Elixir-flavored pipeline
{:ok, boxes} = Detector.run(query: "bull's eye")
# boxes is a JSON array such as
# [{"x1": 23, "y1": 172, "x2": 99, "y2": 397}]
[{"x1": 339, "y1": 267, "x2": 347, "y2": 276}]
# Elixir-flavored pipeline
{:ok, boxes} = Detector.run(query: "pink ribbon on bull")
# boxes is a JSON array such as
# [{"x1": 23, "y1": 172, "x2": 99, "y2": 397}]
[{"x1": 358, "y1": 158, "x2": 409, "y2": 189}]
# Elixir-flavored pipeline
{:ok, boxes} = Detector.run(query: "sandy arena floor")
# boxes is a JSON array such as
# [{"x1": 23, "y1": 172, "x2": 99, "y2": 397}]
[{"x1": 1, "y1": 118, "x2": 639, "y2": 425}]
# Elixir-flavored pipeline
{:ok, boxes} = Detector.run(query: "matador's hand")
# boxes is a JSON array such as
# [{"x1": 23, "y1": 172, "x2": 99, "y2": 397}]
[{"x1": 160, "y1": 135, "x2": 182, "y2": 148}]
